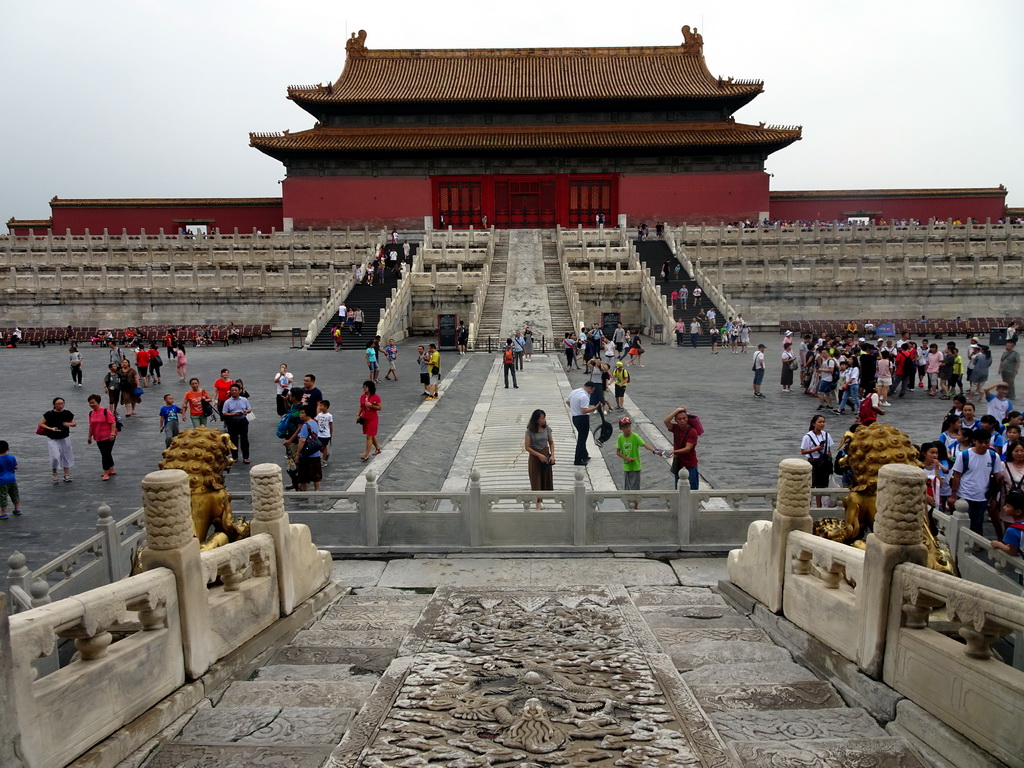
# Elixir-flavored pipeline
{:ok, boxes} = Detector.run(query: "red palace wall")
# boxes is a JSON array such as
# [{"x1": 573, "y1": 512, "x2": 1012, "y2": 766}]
[
  {"x1": 769, "y1": 194, "x2": 1007, "y2": 223},
  {"x1": 619, "y1": 171, "x2": 770, "y2": 225},
  {"x1": 50, "y1": 203, "x2": 283, "y2": 235},
  {"x1": 284, "y1": 177, "x2": 431, "y2": 230}
]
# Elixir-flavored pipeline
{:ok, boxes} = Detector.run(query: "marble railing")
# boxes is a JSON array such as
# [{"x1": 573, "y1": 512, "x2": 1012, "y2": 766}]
[
  {"x1": 1, "y1": 262, "x2": 346, "y2": 292},
  {"x1": 728, "y1": 459, "x2": 1024, "y2": 767},
  {"x1": 673, "y1": 221, "x2": 1024, "y2": 242},
  {"x1": 5, "y1": 505, "x2": 145, "y2": 619},
  {"x1": 666, "y1": 233, "x2": 740, "y2": 322},
  {"x1": 0, "y1": 229, "x2": 382, "y2": 267},
  {"x1": 886, "y1": 563, "x2": 1024, "y2": 768},
  {"x1": 226, "y1": 471, "x2": 846, "y2": 551},
  {"x1": 556, "y1": 225, "x2": 630, "y2": 248},
  {"x1": 2, "y1": 464, "x2": 332, "y2": 768},
  {"x1": 304, "y1": 270, "x2": 360, "y2": 346},
  {"x1": 9, "y1": 567, "x2": 183, "y2": 768},
  {"x1": 424, "y1": 225, "x2": 494, "y2": 249}
]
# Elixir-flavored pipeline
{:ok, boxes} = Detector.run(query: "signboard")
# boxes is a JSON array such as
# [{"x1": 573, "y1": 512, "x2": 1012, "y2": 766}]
[
  {"x1": 875, "y1": 323, "x2": 896, "y2": 338},
  {"x1": 602, "y1": 312, "x2": 621, "y2": 340},
  {"x1": 437, "y1": 314, "x2": 458, "y2": 350}
]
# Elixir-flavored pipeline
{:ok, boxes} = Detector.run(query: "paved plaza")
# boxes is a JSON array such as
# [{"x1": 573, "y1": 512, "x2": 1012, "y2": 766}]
[{"x1": 1, "y1": 332, "x2": 979, "y2": 571}]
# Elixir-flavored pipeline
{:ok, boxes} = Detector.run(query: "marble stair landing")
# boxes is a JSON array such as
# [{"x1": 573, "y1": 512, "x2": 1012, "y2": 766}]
[{"x1": 134, "y1": 562, "x2": 930, "y2": 768}]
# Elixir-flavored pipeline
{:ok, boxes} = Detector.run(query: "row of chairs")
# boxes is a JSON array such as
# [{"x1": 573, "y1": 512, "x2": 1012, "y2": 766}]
[
  {"x1": 780, "y1": 318, "x2": 1019, "y2": 339},
  {"x1": 1, "y1": 324, "x2": 273, "y2": 348}
]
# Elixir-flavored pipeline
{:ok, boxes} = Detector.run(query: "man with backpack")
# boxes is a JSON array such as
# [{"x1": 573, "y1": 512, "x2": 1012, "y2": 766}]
[
  {"x1": 294, "y1": 405, "x2": 323, "y2": 491},
  {"x1": 277, "y1": 387, "x2": 306, "y2": 489},
  {"x1": 951, "y1": 429, "x2": 1005, "y2": 535},
  {"x1": 502, "y1": 339, "x2": 518, "y2": 389}
]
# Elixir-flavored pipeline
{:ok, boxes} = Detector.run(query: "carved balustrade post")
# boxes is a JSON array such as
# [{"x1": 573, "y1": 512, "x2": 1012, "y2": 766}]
[
  {"x1": 573, "y1": 469, "x2": 587, "y2": 546},
  {"x1": 676, "y1": 479, "x2": 692, "y2": 545},
  {"x1": 857, "y1": 463, "x2": 929, "y2": 678},
  {"x1": 767, "y1": 458, "x2": 813, "y2": 613},
  {"x1": 364, "y1": 470, "x2": 380, "y2": 548},
  {"x1": 249, "y1": 463, "x2": 293, "y2": 615},
  {"x1": 467, "y1": 470, "x2": 482, "y2": 547},
  {"x1": 138, "y1": 469, "x2": 211, "y2": 678},
  {"x1": 0, "y1": 594, "x2": 25, "y2": 768}
]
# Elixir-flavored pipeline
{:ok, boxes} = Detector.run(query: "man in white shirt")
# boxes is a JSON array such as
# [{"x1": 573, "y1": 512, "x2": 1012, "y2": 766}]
[
  {"x1": 951, "y1": 430, "x2": 1005, "y2": 534},
  {"x1": 566, "y1": 381, "x2": 602, "y2": 465},
  {"x1": 752, "y1": 344, "x2": 767, "y2": 399}
]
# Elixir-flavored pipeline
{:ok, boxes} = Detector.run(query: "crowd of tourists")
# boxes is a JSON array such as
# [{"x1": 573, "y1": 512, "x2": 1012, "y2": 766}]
[{"x1": 786, "y1": 325, "x2": 1023, "y2": 554}]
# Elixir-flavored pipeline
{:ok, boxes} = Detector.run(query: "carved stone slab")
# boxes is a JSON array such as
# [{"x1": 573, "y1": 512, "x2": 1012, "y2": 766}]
[
  {"x1": 653, "y1": 627, "x2": 772, "y2": 645},
  {"x1": 344, "y1": 586, "x2": 432, "y2": 605},
  {"x1": 682, "y1": 661, "x2": 820, "y2": 686},
  {"x1": 640, "y1": 609, "x2": 753, "y2": 628},
  {"x1": 291, "y1": 629, "x2": 407, "y2": 649},
  {"x1": 710, "y1": 707, "x2": 886, "y2": 743},
  {"x1": 217, "y1": 680, "x2": 377, "y2": 709},
  {"x1": 327, "y1": 586, "x2": 732, "y2": 767},
  {"x1": 146, "y1": 744, "x2": 334, "y2": 767},
  {"x1": 666, "y1": 639, "x2": 793, "y2": 671},
  {"x1": 691, "y1": 681, "x2": 844, "y2": 713},
  {"x1": 310, "y1": 619, "x2": 418, "y2": 632},
  {"x1": 730, "y1": 737, "x2": 927, "y2": 767},
  {"x1": 629, "y1": 586, "x2": 727, "y2": 606},
  {"x1": 176, "y1": 706, "x2": 353, "y2": 746},
  {"x1": 270, "y1": 647, "x2": 395, "y2": 672},
  {"x1": 254, "y1": 663, "x2": 370, "y2": 682},
  {"x1": 320, "y1": 605, "x2": 426, "y2": 623}
]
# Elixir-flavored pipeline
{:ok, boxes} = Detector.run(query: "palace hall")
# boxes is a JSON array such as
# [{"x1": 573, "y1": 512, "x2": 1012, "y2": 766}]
[{"x1": 249, "y1": 27, "x2": 801, "y2": 230}]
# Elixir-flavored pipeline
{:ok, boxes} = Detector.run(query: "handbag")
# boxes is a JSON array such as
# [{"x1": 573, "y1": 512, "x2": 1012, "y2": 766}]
[
  {"x1": 201, "y1": 399, "x2": 214, "y2": 418},
  {"x1": 789, "y1": 359, "x2": 800, "y2": 371},
  {"x1": 133, "y1": 386, "x2": 144, "y2": 396},
  {"x1": 36, "y1": 425, "x2": 48, "y2": 435},
  {"x1": 356, "y1": 415, "x2": 366, "y2": 425},
  {"x1": 245, "y1": 411, "x2": 255, "y2": 422}
]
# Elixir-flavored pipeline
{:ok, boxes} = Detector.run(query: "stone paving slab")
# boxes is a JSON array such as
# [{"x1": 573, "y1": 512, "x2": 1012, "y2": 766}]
[
  {"x1": 253, "y1": 663, "x2": 373, "y2": 682},
  {"x1": 682, "y1": 660, "x2": 820, "y2": 685},
  {"x1": 217, "y1": 680, "x2": 376, "y2": 709},
  {"x1": 376, "y1": 556, "x2": 678, "y2": 587},
  {"x1": 653, "y1": 627, "x2": 772, "y2": 644},
  {"x1": 290, "y1": 629, "x2": 407, "y2": 649},
  {"x1": 669, "y1": 557, "x2": 731, "y2": 586},
  {"x1": 665, "y1": 639, "x2": 794, "y2": 671},
  {"x1": 269, "y1": 646, "x2": 395, "y2": 671},
  {"x1": 343, "y1": 586, "x2": 432, "y2": 604},
  {"x1": 691, "y1": 681, "x2": 845, "y2": 713},
  {"x1": 318, "y1": 604, "x2": 425, "y2": 621},
  {"x1": 711, "y1": 706, "x2": 887, "y2": 743},
  {"x1": 641, "y1": 610, "x2": 754, "y2": 629},
  {"x1": 730, "y1": 737, "x2": 927, "y2": 767},
  {"x1": 144, "y1": 744, "x2": 335, "y2": 768},
  {"x1": 628, "y1": 585, "x2": 727, "y2": 606},
  {"x1": 176, "y1": 706, "x2": 353, "y2": 746},
  {"x1": 330, "y1": 560, "x2": 387, "y2": 587}
]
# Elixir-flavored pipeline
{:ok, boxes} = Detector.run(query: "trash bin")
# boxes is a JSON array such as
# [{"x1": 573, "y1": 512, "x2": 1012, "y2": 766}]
[
  {"x1": 652, "y1": 324, "x2": 665, "y2": 344},
  {"x1": 989, "y1": 328, "x2": 1008, "y2": 347}
]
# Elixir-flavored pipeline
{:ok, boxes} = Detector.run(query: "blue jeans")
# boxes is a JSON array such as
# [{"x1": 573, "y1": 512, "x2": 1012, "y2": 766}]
[
  {"x1": 838, "y1": 382, "x2": 860, "y2": 411},
  {"x1": 965, "y1": 499, "x2": 988, "y2": 534},
  {"x1": 674, "y1": 465, "x2": 699, "y2": 490}
]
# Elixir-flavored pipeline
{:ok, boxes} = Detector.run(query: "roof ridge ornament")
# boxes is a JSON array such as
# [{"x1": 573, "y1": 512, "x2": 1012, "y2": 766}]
[
  {"x1": 680, "y1": 25, "x2": 703, "y2": 54},
  {"x1": 346, "y1": 29, "x2": 368, "y2": 59}
]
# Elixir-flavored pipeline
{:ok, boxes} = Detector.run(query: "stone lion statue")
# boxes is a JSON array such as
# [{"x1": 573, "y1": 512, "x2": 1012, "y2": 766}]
[
  {"x1": 159, "y1": 427, "x2": 249, "y2": 550},
  {"x1": 814, "y1": 423, "x2": 954, "y2": 573}
]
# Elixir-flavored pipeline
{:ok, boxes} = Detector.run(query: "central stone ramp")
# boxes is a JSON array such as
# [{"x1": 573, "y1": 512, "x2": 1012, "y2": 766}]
[
  {"x1": 324, "y1": 583, "x2": 928, "y2": 767},
  {"x1": 441, "y1": 353, "x2": 617, "y2": 495}
]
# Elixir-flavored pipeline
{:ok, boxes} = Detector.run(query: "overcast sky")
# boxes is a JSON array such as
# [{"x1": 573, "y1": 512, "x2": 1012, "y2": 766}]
[{"x1": 3, "y1": 0, "x2": 1021, "y2": 222}]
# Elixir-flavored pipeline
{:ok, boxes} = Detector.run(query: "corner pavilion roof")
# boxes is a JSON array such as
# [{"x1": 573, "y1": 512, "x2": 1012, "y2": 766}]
[
  {"x1": 286, "y1": 30, "x2": 763, "y2": 107},
  {"x1": 250, "y1": 121, "x2": 801, "y2": 157}
]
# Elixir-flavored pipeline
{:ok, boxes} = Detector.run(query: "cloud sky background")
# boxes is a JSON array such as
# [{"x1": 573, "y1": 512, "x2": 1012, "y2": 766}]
[{"x1": 3, "y1": 0, "x2": 1021, "y2": 221}]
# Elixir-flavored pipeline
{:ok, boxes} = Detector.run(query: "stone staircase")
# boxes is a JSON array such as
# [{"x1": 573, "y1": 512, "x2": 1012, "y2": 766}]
[
  {"x1": 474, "y1": 232, "x2": 508, "y2": 343},
  {"x1": 635, "y1": 239, "x2": 727, "y2": 347},
  {"x1": 309, "y1": 243, "x2": 418, "y2": 350},
  {"x1": 543, "y1": 240, "x2": 575, "y2": 339},
  {"x1": 138, "y1": 579, "x2": 930, "y2": 767}
]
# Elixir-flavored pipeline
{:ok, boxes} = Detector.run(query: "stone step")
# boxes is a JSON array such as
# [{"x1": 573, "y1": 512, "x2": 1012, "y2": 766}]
[
  {"x1": 729, "y1": 738, "x2": 928, "y2": 767},
  {"x1": 216, "y1": 679, "x2": 376, "y2": 710}
]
